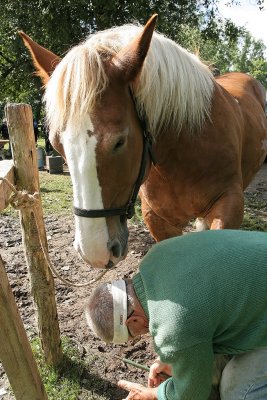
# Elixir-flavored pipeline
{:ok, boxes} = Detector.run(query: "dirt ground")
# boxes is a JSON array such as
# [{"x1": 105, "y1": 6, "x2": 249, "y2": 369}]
[{"x1": 0, "y1": 164, "x2": 267, "y2": 399}]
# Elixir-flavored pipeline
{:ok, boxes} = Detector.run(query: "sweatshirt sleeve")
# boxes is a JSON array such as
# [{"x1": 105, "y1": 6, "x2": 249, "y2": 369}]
[{"x1": 157, "y1": 342, "x2": 214, "y2": 400}]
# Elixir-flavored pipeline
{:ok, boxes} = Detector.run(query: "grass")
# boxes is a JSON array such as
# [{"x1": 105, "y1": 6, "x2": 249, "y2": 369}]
[
  {"x1": 39, "y1": 171, "x2": 73, "y2": 215},
  {"x1": 28, "y1": 141, "x2": 267, "y2": 231},
  {"x1": 0, "y1": 171, "x2": 73, "y2": 217},
  {"x1": 241, "y1": 192, "x2": 267, "y2": 232},
  {"x1": 3, "y1": 135, "x2": 262, "y2": 230},
  {"x1": 87, "y1": 186, "x2": 266, "y2": 231},
  {"x1": 36, "y1": 138, "x2": 73, "y2": 214},
  {"x1": 2, "y1": 165, "x2": 266, "y2": 232},
  {"x1": 30, "y1": 336, "x2": 110, "y2": 400},
  {"x1": 2, "y1": 136, "x2": 267, "y2": 229}
]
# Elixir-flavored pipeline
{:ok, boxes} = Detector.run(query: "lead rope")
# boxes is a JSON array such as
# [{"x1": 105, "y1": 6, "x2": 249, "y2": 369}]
[{"x1": 0, "y1": 177, "x2": 112, "y2": 287}]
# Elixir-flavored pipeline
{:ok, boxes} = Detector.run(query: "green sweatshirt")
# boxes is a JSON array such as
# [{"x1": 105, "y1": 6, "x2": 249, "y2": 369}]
[{"x1": 132, "y1": 230, "x2": 267, "y2": 400}]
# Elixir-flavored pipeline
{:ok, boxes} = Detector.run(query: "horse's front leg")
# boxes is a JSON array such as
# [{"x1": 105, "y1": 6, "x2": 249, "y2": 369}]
[
  {"x1": 139, "y1": 193, "x2": 185, "y2": 241},
  {"x1": 203, "y1": 186, "x2": 244, "y2": 230}
]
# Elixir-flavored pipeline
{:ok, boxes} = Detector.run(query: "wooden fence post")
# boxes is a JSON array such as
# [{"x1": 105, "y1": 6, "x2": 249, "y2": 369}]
[
  {"x1": 0, "y1": 255, "x2": 48, "y2": 400},
  {"x1": 5, "y1": 103, "x2": 62, "y2": 366},
  {"x1": 0, "y1": 160, "x2": 14, "y2": 210}
]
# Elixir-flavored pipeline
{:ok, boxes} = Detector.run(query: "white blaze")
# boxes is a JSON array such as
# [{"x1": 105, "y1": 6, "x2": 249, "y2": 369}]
[{"x1": 61, "y1": 117, "x2": 110, "y2": 267}]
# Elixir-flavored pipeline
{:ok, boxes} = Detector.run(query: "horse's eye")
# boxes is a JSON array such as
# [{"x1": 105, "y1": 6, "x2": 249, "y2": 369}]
[{"x1": 113, "y1": 137, "x2": 125, "y2": 152}]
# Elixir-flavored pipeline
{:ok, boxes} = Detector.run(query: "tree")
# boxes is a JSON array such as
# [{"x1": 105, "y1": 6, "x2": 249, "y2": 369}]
[
  {"x1": 0, "y1": 0, "x2": 266, "y2": 120},
  {"x1": 167, "y1": 16, "x2": 267, "y2": 88},
  {"x1": 231, "y1": 33, "x2": 267, "y2": 87}
]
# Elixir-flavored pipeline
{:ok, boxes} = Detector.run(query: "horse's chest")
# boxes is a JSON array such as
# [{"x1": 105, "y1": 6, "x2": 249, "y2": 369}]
[{"x1": 141, "y1": 170, "x2": 202, "y2": 219}]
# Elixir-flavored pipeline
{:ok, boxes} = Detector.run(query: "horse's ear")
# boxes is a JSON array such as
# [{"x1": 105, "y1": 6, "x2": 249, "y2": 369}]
[
  {"x1": 19, "y1": 31, "x2": 61, "y2": 84},
  {"x1": 111, "y1": 14, "x2": 158, "y2": 82}
]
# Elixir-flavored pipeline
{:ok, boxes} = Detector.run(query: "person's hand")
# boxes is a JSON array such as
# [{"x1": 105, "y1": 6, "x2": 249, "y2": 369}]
[
  {"x1": 148, "y1": 358, "x2": 172, "y2": 388},
  {"x1": 118, "y1": 380, "x2": 158, "y2": 399}
]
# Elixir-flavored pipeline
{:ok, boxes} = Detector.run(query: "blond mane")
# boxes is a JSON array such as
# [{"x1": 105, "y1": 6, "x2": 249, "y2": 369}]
[{"x1": 44, "y1": 24, "x2": 215, "y2": 137}]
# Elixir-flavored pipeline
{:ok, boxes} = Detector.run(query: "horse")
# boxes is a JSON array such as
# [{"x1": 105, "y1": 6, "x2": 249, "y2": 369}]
[{"x1": 20, "y1": 14, "x2": 267, "y2": 269}]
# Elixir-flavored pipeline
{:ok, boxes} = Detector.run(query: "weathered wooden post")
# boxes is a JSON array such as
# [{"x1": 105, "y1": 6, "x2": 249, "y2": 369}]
[
  {"x1": 0, "y1": 160, "x2": 14, "y2": 210},
  {"x1": 5, "y1": 103, "x2": 62, "y2": 366},
  {"x1": 0, "y1": 255, "x2": 48, "y2": 400}
]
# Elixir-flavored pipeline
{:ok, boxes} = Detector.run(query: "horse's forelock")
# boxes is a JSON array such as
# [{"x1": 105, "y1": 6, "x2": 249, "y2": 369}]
[{"x1": 44, "y1": 43, "x2": 110, "y2": 137}]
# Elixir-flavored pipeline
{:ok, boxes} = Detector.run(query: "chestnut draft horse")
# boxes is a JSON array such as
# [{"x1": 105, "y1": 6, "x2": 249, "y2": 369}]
[{"x1": 20, "y1": 15, "x2": 267, "y2": 269}]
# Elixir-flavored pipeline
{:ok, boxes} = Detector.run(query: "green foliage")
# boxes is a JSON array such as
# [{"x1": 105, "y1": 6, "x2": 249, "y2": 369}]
[
  {"x1": 131, "y1": 197, "x2": 143, "y2": 224},
  {"x1": 173, "y1": 19, "x2": 267, "y2": 87},
  {"x1": 0, "y1": 0, "x2": 266, "y2": 120},
  {"x1": 31, "y1": 336, "x2": 108, "y2": 400},
  {"x1": 231, "y1": 33, "x2": 267, "y2": 87}
]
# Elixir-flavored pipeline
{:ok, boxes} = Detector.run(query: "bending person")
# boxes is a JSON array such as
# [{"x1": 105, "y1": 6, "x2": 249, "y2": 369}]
[{"x1": 85, "y1": 229, "x2": 267, "y2": 400}]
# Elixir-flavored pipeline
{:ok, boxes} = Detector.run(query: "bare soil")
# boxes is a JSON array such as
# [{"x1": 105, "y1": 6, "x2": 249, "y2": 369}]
[{"x1": 0, "y1": 164, "x2": 267, "y2": 399}]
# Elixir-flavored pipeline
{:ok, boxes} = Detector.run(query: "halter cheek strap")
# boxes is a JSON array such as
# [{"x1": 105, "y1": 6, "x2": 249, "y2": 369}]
[{"x1": 111, "y1": 280, "x2": 129, "y2": 343}]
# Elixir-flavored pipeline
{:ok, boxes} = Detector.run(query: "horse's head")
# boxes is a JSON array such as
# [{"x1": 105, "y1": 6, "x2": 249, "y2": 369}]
[{"x1": 20, "y1": 15, "x2": 157, "y2": 269}]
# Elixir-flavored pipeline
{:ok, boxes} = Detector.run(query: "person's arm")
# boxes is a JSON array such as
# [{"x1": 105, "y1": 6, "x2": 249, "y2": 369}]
[
  {"x1": 118, "y1": 342, "x2": 214, "y2": 400},
  {"x1": 117, "y1": 358, "x2": 171, "y2": 399},
  {"x1": 157, "y1": 342, "x2": 214, "y2": 400}
]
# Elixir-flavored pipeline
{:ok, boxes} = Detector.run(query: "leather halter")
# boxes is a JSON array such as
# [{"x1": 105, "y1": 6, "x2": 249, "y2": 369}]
[{"x1": 73, "y1": 90, "x2": 156, "y2": 220}]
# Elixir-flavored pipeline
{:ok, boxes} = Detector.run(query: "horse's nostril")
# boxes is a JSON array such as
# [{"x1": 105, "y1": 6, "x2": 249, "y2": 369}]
[
  {"x1": 106, "y1": 260, "x2": 114, "y2": 269},
  {"x1": 111, "y1": 242, "x2": 121, "y2": 258},
  {"x1": 109, "y1": 240, "x2": 121, "y2": 258}
]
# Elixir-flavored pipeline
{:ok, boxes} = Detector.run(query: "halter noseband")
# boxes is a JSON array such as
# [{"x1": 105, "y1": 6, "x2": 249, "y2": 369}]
[{"x1": 73, "y1": 90, "x2": 156, "y2": 220}]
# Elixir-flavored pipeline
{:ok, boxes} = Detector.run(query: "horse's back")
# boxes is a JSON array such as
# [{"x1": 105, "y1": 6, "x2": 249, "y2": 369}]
[
  {"x1": 215, "y1": 72, "x2": 267, "y2": 187},
  {"x1": 216, "y1": 72, "x2": 266, "y2": 108}
]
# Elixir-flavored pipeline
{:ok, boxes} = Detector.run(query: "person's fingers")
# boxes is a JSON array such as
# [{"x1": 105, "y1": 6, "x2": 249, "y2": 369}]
[
  {"x1": 148, "y1": 360, "x2": 162, "y2": 387},
  {"x1": 148, "y1": 378, "x2": 153, "y2": 388},
  {"x1": 118, "y1": 380, "x2": 143, "y2": 391},
  {"x1": 118, "y1": 379, "x2": 132, "y2": 391},
  {"x1": 149, "y1": 363, "x2": 160, "y2": 378},
  {"x1": 148, "y1": 376, "x2": 161, "y2": 388},
  {"x1": 148, "y1": 368, "x2": 159, "y2": 387},
  {"x1": 148, "y1": 378, "x2": 156, "y2": 388},
  {"x1": 118, "y1": 380, "x2": 145, "y2": 400}
]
